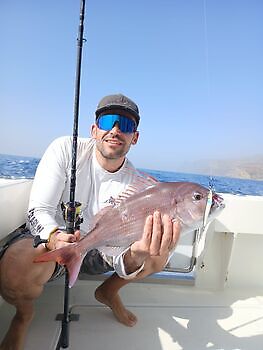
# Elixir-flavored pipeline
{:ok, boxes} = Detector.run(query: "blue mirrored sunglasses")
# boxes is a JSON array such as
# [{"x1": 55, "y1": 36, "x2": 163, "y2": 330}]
[{"x1": 96, "y1": 114, "x2": 137, "y2": 133}]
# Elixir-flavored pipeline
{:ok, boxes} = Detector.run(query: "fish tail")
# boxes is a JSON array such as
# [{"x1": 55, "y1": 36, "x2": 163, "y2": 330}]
[
  {"x1": 34, "y1": 243, "x2": 84, "y2": 287},
  {"x1": 66, "y1": 255, "x2": 84, "y2": 287}
]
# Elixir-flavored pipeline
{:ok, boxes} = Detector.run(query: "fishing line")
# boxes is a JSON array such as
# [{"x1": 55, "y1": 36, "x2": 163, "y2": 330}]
[
  {"x1": 203, "y1": 0, "x2": 211, "y2": 98},
  {"x1": 193, "y1": 1, "x2": 215, "y2": 262},
  {"x1": 202, "y1": 0, "x2": 215, "y2": 197}
]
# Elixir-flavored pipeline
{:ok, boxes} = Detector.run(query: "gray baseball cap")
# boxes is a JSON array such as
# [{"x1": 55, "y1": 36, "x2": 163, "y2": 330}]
[{"x1": 95, "y1": 93, "x2": 140, "y2": 125}]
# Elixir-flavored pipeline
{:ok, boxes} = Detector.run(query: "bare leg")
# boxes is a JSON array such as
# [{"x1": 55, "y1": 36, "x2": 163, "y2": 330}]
[
  {"x1": 95, "y1": 254, "x2": 168, "y2": 327},
  {"x1": 95, "y1": 272, "x2": 137, "y2": 327},
  {"x1": 0, "y1": 239, "x2": 55, "y2": 350},
  {"x1": 0, "y1": 301, "x2": 34, "y2": 350}
]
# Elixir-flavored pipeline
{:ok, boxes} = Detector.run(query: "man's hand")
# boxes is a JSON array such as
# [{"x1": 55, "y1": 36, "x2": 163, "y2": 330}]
[
  {"x1": 46, "y1": 230, "x2": 81, "y2": 250},
  {"x1": 124, "y1": 211, "x2": 180, "y2": 274}
]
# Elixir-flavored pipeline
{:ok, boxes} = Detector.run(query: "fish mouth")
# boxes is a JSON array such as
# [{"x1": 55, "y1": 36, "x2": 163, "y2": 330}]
[
  {"x1": 211, "y1": 193, "x2": 225, "y2": 211},
  {"x1": 202, "y1": 192, "x2": 224, "y2": 227}
]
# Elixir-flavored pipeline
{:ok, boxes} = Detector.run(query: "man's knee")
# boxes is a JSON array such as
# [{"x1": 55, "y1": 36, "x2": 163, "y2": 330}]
[
  {"x1": 0, "y1": 260, "x2": 45, "y2": 304},
  {"x1": 0, "y1": 240, "x2": 55, "y2": 303},
  {"x1": 1, "y1": 281, "x2": 44, "y2": 306}
]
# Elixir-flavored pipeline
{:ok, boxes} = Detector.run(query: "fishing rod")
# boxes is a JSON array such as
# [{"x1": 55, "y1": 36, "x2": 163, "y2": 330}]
[
  {"x1": 57, "y1": 0, "x2": 86, "y2": 348},
  {"x1": 32, "y1": 1, "x2": 86, "y2": 346}
]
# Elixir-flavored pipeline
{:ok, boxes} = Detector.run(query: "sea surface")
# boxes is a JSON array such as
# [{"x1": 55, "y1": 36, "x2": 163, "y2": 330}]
[{"x1": 0, "y1": 153, "x2": 263, "y2": 196}]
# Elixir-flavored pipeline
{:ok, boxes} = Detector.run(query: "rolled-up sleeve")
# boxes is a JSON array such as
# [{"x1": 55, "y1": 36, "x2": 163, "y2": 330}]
[{"x1": 113, "y1": 247, "x2": 145, "y2": 279}]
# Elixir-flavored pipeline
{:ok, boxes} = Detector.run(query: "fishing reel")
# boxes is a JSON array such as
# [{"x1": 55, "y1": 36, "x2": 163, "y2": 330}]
[
  {"x1": 33, "y1": 202, "x2": 83, "y2": 248},
  {"x1": 61, "y1": 201, "x2": 83, "y2": 232}
]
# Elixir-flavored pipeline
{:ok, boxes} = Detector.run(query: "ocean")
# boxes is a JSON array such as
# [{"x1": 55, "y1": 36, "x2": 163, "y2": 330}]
[{"x1": 0, "y1": 153, "x2": 263, "y2": 196}]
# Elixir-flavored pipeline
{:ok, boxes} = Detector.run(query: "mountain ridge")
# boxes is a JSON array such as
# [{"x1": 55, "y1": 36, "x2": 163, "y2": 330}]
[{"x1": 177, "y1": 155, "x2": 263, "y2": 181}]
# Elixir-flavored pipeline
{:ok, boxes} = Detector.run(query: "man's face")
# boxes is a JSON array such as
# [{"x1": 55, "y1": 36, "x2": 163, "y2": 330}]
[{"x1": 91, "y1": 110, "x2": 139, "y2": 160}]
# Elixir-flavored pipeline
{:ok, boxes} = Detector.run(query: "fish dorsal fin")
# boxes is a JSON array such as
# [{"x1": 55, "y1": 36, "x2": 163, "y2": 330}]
[{"x1": 113, "y1": 170, "x2": 159, "y2": 207}]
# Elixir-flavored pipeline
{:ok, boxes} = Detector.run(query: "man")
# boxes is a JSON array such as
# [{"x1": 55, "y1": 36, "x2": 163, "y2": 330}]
[{"x1": 0, "y1": 94, "x2": 180, "y2": 350}]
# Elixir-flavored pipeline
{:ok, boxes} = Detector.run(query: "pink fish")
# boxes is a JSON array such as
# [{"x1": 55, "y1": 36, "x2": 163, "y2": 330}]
[{"x1": 34, "y1": 175, "x2": 224, "y2": 287}]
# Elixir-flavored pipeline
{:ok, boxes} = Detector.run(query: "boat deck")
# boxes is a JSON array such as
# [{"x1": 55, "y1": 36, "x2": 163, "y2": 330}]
[{"x1": 1, "y1": 278, "x2": 263, "y2": 350}]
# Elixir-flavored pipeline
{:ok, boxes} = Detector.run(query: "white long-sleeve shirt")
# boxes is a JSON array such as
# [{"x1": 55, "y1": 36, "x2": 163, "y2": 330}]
[{"x1": 27, "y1": 136, "x2": 143, "y2": 278}]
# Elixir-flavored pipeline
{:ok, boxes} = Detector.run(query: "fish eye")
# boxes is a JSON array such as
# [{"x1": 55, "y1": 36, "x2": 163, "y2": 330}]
[{"x1": 193, "y1": 192, "x2": 203, "y2": 201}]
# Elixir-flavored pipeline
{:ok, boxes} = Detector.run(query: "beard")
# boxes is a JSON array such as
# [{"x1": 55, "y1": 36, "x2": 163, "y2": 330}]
[{"x1": 96, "y1": 135, "x2": 131, "y2": 160}]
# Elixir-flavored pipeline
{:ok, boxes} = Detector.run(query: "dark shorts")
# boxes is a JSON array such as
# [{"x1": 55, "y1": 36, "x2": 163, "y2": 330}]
[{"x1": 0, "y1": 226, "x2": 113, "y2": 282}]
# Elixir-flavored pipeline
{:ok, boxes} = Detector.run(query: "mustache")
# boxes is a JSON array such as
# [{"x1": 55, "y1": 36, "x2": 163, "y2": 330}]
[{"x1": 101, "y1": 134, "x2": 125, "y2": 143}]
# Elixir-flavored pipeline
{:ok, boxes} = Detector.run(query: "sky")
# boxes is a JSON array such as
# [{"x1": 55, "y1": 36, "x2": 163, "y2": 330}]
[{"x1": 0, "y1": 0, "x2": 262, "y2": 172}]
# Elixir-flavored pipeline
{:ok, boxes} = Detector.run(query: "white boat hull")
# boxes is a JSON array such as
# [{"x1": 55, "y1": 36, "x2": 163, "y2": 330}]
[{"x1": 0, "y1": 179, "x2": 33, "y2": 240}]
